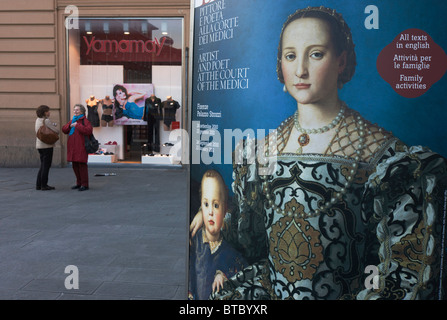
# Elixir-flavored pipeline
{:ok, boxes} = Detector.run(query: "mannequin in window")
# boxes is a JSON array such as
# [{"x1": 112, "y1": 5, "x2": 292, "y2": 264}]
[
  {"x1": 100, "y1": 95, "x2": 114, "y2": 127},
  {"x1": 144, "y1": 93, "x2": 162, "y2": 153},
  {"x1": 86, "y1": 95, "x2": 100, "y2": 127},
  {"x1": 161, "y1": 96, "x2": 180, "y2": 131}
]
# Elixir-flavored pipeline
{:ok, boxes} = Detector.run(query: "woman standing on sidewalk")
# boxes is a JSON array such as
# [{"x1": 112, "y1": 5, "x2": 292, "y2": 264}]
[
  {"x1": 62, "y1": 104, "x2": 92, "y2": 191},
  {"x1": 35, "y1": 105, "x2": 59, "y2": 191}
]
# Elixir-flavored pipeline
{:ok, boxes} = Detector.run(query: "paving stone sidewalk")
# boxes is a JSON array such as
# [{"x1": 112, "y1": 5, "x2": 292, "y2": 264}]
[{"x1": 0, "y1": 165, "x2": 188, "y2": 300}]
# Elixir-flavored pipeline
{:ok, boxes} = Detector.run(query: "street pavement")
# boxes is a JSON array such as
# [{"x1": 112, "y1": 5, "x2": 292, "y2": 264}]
[{"x1": 0, "y1": 163, "x2": 188, "y2": 300}]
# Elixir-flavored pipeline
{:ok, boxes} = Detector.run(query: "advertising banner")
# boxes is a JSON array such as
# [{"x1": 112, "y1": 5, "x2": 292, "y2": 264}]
[{"x1": 188, "y1": 0, "x2": 447, "y2": 300}]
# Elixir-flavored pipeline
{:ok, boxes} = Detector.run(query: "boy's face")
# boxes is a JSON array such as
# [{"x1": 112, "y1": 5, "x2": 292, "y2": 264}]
[{"x1": 201, "y1": 177, "x2": 226, "y2": 242}]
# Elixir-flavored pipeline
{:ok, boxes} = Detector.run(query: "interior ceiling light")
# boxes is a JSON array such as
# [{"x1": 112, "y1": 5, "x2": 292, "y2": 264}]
[
  {"x1": 103, "y1": 22, "x2": 109, "y2": 34},
  {"x1": 123, "y1": 22, "x2": 130, "y2": 35},
  {"x1": 85, "y1": 21, "x2": 92, "y2": 35},
  {"x1": 161, "y1": 22, "x2": 168, "y2": 35}
]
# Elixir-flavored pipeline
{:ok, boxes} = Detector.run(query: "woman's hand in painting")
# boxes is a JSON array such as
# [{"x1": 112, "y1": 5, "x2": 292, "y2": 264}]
[
  {"x1": 128, "y1": 92, "x2": 145, "y2": 103},
  {"x1": 212, "y1": 271, "x2": 226, "y2": 294},
  {"x1": 189, "y1": 208, "x2": 203, "y2": 244}
]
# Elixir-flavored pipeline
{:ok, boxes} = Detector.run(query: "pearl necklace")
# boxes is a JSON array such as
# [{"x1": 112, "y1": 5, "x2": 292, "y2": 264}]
[
  {"x1": 263, "y1": 111, "x2": 367, "y2": 219},
  {"x1": 294, "y1": 104, "x2": 345, "y2": 154}
]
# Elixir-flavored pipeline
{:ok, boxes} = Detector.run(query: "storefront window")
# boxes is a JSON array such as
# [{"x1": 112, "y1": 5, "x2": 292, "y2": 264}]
[{"x1": 68, "y1": 18, "x2": 183, "y2": 163}]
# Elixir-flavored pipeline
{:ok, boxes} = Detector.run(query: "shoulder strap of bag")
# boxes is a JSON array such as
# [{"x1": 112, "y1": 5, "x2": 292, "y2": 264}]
[
  {"x1": 81, "y1": 118, "x2": 93, "y2": 138},
  {"x1": 81, "y1": 117, "x2": 87, "y2": 132}
]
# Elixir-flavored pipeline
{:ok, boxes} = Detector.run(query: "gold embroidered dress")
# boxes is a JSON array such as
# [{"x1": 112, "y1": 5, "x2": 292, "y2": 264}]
[{"x1": 213, "y1": 106, "x2": 447, "y2": 300}]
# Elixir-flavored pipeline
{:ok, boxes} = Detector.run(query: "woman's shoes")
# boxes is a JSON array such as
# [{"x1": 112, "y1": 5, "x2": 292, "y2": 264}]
[
  {"x1": 38, "y1": 185, "x2": 88, "y2": 191},
  {"x1": 72, "y1": 185, "x2": 88, "y2": 191}
]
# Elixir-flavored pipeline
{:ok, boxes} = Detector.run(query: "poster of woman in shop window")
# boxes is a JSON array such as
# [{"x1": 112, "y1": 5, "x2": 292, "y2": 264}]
[{"x1": 113, "y1": 83, "x2": 153, "y2": 125}]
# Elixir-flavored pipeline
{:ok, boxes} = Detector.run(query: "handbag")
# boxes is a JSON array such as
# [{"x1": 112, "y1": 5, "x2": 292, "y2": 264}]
[
  {"x1": 81, "y1": 119, "x2": 99, "y2": 153},
  {"x1": 85, "y1": 134, "x2": 99, "y2": 154},
  {"x1": 36, "y1": 121, "x2": 59, "y2": 145}
]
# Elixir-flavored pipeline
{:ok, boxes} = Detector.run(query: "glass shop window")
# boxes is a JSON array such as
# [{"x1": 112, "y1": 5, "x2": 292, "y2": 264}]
[{"x1": 67, "y1": 18, "x2": 183, "y2": 162}]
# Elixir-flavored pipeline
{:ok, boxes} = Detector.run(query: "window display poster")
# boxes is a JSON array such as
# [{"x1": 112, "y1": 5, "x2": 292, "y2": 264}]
[
  {"x1": 112, "y1": 83, "x2": 153, "y2": 125},
  {"x1": 188, "y1": 0, "x2": 447, "y2": 300}
]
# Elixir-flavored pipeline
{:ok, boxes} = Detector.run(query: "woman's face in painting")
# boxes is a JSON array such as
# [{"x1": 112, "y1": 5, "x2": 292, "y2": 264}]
[
  {"x1": 201, "y1": 177, "x2": 226, "y2": 242},
  {"x1": 281, "y1": 17, "x2": 346, "y2": 106},
  {"x1": 115, "y1": 89, "x2": 127, "y2": 104}
]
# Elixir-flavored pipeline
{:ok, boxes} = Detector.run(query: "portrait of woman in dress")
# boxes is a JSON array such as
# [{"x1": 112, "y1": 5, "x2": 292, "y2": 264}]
[
  {"x1": 190, "y1": 6, "x2": 447, "y2": 300},
  {"x1": 112, "y1": 84, "x2": 145, "y2": 120}
]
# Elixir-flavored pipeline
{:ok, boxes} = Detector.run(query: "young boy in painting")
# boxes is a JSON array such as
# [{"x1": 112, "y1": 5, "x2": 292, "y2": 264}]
[{"x1": 188, "y1": 169, "x2": 247, "y2": 300}]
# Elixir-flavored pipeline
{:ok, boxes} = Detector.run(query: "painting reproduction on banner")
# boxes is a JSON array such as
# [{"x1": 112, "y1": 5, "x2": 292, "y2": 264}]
[{"x1": 188, "y1": 0, "x2": 447, "y2": 300}]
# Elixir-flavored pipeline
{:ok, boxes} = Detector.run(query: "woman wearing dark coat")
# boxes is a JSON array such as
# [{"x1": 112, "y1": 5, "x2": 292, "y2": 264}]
[{"x1": 62, "y1": 104, "x2": 93, "y2": 191}]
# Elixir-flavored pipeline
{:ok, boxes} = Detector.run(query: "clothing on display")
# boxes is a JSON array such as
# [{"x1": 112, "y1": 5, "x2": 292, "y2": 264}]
[
  {"x1": 145, "y1": 94, "x2": 163, "y2": 121},
  {"x1": 86, "y1": 96, "x2": 100, "y2": 127},
  {"x1": 161, "y1": 96, "x2": 180, "y2": 129},
  {"x1": 101, "y1": 96, "x2": 114, "y2": 127},
  {"x1": 144, "y1": 94, "x2": 162, "y2": 152}
]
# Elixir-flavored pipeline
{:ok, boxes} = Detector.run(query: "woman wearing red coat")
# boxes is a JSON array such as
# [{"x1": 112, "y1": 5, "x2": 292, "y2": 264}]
[{"x1": 62, "y1": 104, "x2": 93, "y2": 191}]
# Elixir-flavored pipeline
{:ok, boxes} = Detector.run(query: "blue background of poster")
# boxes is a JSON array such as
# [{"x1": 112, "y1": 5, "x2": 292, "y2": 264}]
[{"x1": 190, "y1": 0, "x2": 447, "y2": 204}]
